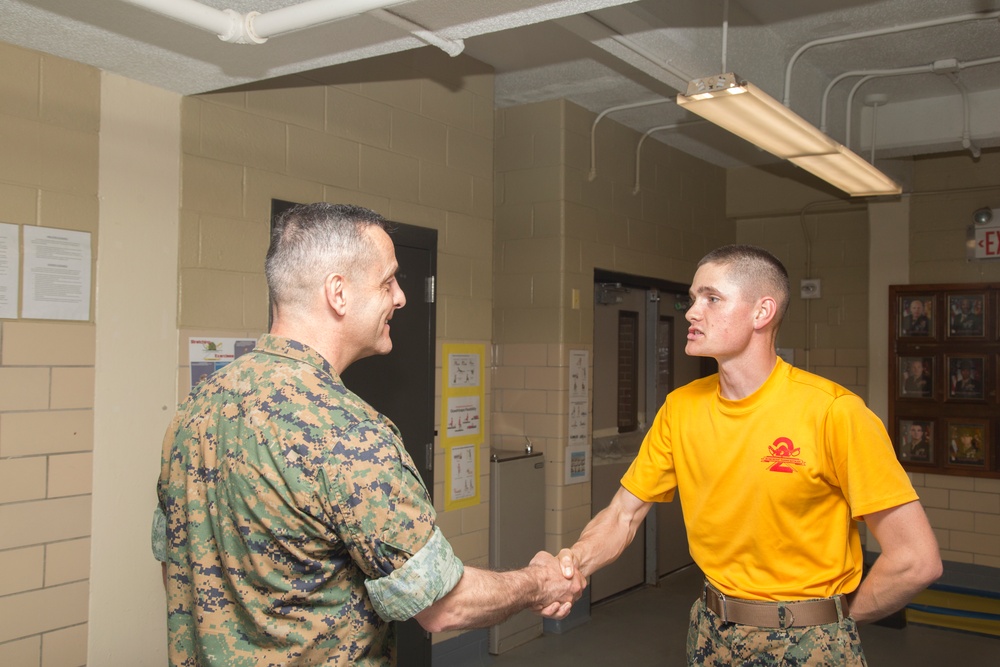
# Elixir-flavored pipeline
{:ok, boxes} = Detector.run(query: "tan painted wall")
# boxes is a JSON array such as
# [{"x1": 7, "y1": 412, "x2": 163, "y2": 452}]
[
  {"x1": 906, "y1": 151, "x2": 1000, "y2": 568},
  {"x1": 493, "y1": 99, "x2": 730, "y2": 555},
  {"x1": 0, "y1": 41, "x2": 100, "y2": 666},
  {"x1": 89, "y1": 73, "x2": 179, "y2": 666}
]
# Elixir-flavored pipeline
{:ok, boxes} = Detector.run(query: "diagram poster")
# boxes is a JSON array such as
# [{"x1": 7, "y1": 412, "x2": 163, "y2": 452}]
[
  {"x1": 566, "y1": 349, "x2": 591, "y2": 484},
  {"x1": 189, "y1": 337, "x2": 258, "y2": 388},
  {"x1": 441, "y1": 344, "x2": 485, "y2": 511}
]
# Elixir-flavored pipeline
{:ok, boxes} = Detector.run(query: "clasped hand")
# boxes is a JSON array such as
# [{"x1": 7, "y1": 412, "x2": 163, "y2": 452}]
[{"x1": 528, "y1": 550, "x2": 585, "y2": 620}]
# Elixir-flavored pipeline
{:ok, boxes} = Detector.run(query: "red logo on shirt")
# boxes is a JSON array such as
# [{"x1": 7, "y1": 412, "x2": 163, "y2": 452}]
[{"x1": 761, "y1": 437, "x2": 805, "y2": 473}]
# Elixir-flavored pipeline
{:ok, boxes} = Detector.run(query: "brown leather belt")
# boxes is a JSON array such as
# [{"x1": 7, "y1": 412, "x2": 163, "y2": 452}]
[{"x1": 703, "y1": 583, "x2": 849, "y2": 628}]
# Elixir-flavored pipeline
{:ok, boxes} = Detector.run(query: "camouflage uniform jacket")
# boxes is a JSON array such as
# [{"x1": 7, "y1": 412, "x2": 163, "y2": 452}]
[{"x1": 157, "y1": 335, "x2": 463, "y2": 666}]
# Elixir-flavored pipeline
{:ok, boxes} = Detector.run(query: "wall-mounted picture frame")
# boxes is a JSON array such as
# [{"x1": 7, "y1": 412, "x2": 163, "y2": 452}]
[
  {"x1": 945, "y1": 419, "x2": 989, "y2": 470},
  {"x1": 890, "y1": 283, "x2": 998, "y2": 480},
  {"x1": 898, "y1": 355, "x2": 933, "y2": 399},
  {"x1": 899, "y1": 294, "x2": 934, "y2": 338},
  {"x1": 948, "y1": 293, "x2": 986, "y2": 338},
  {"x1": 946, "y1": 355, "x2": 986, "y2": 401},
  {"x1": 897, "y1": 417, "x2": 935, "y2": 465}
]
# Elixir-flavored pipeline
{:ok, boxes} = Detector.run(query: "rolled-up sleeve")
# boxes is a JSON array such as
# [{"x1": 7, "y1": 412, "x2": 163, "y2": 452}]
[
  {"x1": 365, "y1": 526, "x2": 464, "y2": 621},
  {"x1": 151, "y1": 503, "x2": 167, "y2": 563}
]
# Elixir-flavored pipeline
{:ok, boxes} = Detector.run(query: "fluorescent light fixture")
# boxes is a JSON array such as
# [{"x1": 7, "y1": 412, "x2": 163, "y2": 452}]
[{"x1": 676, "y1": 73, "x2": 901, "y2": 197}]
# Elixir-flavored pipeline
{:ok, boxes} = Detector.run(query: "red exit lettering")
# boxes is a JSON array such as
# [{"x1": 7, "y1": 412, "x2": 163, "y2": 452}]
[
  {"x1": 975, "y1": 227, "x2": 1000, "y2": 258},
  {"x1": 988, "y1": 230, "x2": 1000, "y2": 256}
]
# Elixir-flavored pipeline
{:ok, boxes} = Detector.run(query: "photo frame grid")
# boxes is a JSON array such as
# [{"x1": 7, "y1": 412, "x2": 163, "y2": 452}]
[{"x1": 890, "y1": 284, "x2": 1000, "y2": 479}]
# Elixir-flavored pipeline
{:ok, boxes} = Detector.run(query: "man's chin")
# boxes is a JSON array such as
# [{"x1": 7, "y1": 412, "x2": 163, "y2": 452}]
[{"x1": 684, "y1": 342, "x2": 708, "y2": 357}]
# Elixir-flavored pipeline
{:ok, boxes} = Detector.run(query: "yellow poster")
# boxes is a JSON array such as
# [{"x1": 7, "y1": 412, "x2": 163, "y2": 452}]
[{"x1": 441, "y1": 344, "x2": 484, "y2": 511}]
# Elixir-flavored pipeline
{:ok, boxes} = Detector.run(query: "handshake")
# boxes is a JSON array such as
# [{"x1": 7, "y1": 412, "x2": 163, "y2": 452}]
[{"x1": 527, "y1": 548, "x2": 585, "y2": 620}]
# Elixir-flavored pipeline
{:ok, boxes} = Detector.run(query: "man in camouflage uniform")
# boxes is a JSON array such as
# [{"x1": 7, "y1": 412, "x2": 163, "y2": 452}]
[
  {"x1": 154, "y1": 203, "x2": 584, "y2": 665},
  {"x1": 558, "y1": 245, "x2": 942, "y2": 665}
]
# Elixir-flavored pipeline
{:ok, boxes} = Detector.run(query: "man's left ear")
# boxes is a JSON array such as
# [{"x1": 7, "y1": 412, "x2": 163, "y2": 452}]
[
  {"x1": 753, "y1": 297, "x2": 778, "y2": 330},
  {"x1": 325, "y1": 272, "x2": 348, "y2": 316}
]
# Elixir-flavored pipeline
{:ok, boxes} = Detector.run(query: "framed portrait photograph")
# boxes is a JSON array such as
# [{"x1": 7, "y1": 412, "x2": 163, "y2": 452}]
[
  {"x1": 897, "y1": 418, "x2": 934, "y2": 464},
  {"x1": 946, "y1": 355, "x2": 986, "y2": 401},
  {"x1": 898, "y1": 295, "x2": 934, "y2": 338},
  {"x1": 897, "y1": 356, "x2": 933, "y2": 399},
  {"x1": 946, "y1": 420, "x2": 990, "y2": 470},
  {"x1": 948, "y1": 293, "x2": 986, "y2": 338}
]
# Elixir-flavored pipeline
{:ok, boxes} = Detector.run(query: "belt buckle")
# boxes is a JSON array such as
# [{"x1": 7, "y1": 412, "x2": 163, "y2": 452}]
[
  {"x1": 717, "y1": 588, "x2": 728, "y2": 622},
  {"x1": 778, "y1": 604, "x2": 795, "y2": 629}
]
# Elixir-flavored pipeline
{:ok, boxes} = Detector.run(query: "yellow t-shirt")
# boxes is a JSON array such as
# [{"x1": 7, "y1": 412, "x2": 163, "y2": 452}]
[{"x1": 621, "y1": 358, "x2": 917, "y2": 601}]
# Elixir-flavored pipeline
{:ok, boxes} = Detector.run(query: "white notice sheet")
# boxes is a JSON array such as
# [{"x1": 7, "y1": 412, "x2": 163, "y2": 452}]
[
  {"x1": 0, "y1": 223, "x2": 18, "y2": 319},
  {"x1": 21, "y1": 226, "x2": 92, "y2": 321}
]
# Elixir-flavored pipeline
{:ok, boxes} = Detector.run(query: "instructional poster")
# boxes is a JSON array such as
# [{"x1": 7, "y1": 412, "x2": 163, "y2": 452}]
[
  {"x1": 441, "y1": 344, "x2": 485, "y2": 511},
  {"x1": 566, "y1": 349, "x2": 591, "y2": 484},
  {"x1": 189, "y1": 337, "x2": 258, "y2": 388},
  {"x1": 21, "y1": 226, "x2": 91, "y2": 321}
]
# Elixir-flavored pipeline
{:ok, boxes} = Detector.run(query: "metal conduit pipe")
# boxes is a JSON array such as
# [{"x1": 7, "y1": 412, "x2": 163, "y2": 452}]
[
  {"x1": 841, "y1": 54, "x2": 1000, "y2": 149},
  {"x1": 820, "y1": 65, "x2": 929, "y2": 133},
  {"x1": 588, "y1": 99, "x2": 674, "y2": 181},
  {"x1": 945, "y1": 72, "x2": 980, "y2": 159},
  {"x1": 119, "y1": 0, "x2": 410, "y2": 44},
  {"x1": 632, "y1": 121, "x2": 704, "y2": 194},
  {"x1": 783, "y1": 10, "x2": 1000, "y2": 106}
]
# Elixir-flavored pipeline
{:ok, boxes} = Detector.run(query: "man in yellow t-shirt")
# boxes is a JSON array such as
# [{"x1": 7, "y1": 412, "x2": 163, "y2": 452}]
[{"x1": 560, "y1": 245, "x2": 941, "y2": 665}]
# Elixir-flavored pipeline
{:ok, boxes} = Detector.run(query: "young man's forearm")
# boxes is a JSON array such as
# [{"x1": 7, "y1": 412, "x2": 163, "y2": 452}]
[
  {"x1": 847, "y1": 501, "x2": 942, "y2": 623},
  {"x1": 560, "y1": 487, "x2": 652, "y2": 578}
]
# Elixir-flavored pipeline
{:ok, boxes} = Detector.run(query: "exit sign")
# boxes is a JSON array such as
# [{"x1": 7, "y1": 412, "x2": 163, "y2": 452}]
[{"x1": 971, "y1": 223, "x2": 1000, "y2": 259}]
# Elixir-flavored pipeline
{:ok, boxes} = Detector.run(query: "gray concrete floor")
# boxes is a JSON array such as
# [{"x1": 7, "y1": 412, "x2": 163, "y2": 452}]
[{"x1": 490, "y1": 565, "x2": 1000, "y2": 666}]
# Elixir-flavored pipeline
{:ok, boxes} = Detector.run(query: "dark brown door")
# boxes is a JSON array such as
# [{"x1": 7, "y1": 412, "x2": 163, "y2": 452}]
[
  {"x1": 339, "y1": 223, "x2": 437, "y2": 667},
  {"x1": 272, "y1": 202, "x2": 437, "y2": 665}
]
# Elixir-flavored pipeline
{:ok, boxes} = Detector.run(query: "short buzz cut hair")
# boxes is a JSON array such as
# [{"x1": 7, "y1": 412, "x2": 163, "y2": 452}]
[
  {"x1": 265, "y1": 203, "x2": 388, "y2": 311},
  {"x1": 698, "y1": 244, "x2": 790, "y2": 325}
]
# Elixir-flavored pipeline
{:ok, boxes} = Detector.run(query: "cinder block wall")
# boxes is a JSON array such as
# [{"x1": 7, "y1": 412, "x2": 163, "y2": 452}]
[
  {"x1": 908, "y1": 150, "x2": 1000, "y2": 568},
  {"x1": 493, "y1": 99, "x2": 730, "y2": 555},
  {"x1": 0, "y1": 41, "x2": 100, "y2": 666},
  {"x1": 178, "y1": 48, "x2": 495, "y2": 644}
]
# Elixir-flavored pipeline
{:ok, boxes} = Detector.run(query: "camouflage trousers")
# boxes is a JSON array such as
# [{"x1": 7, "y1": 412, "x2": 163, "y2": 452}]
[{"x1": 686, "y1": 598, "x2": 867, "y2": 666}]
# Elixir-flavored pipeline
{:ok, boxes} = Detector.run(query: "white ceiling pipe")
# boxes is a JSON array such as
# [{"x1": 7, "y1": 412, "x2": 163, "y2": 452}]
[
  {"x1": 945, "y1": 72, "x2": 980, "y2": 159},
  {"x1": 840, "y1": 55, "x2": 1000, "y2": 149},
  {"x1": 632, "y1": 121, "x2": 704, "y2": 194},
  {"x1": 252, "y1": 0, "x2": 409, "y2": 39},
  {"x1": 370, "y1": 8, "x2": 464, "y2": 57},
  {"x1": 119, "y1": 0, "x2": 409, "y2": 44},
  {"x1": 783, "y1": 10, "x2": 1000, "y2": 106},
  {"x1": 588, "y1": 99, "x2": 674, "y2": 181},
  {"x1": 121, "y1": 0, "x2": 234, "y2": 38},
  {"x1": 820, "y1": 64, "x2": 930, "y2": 132}
]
